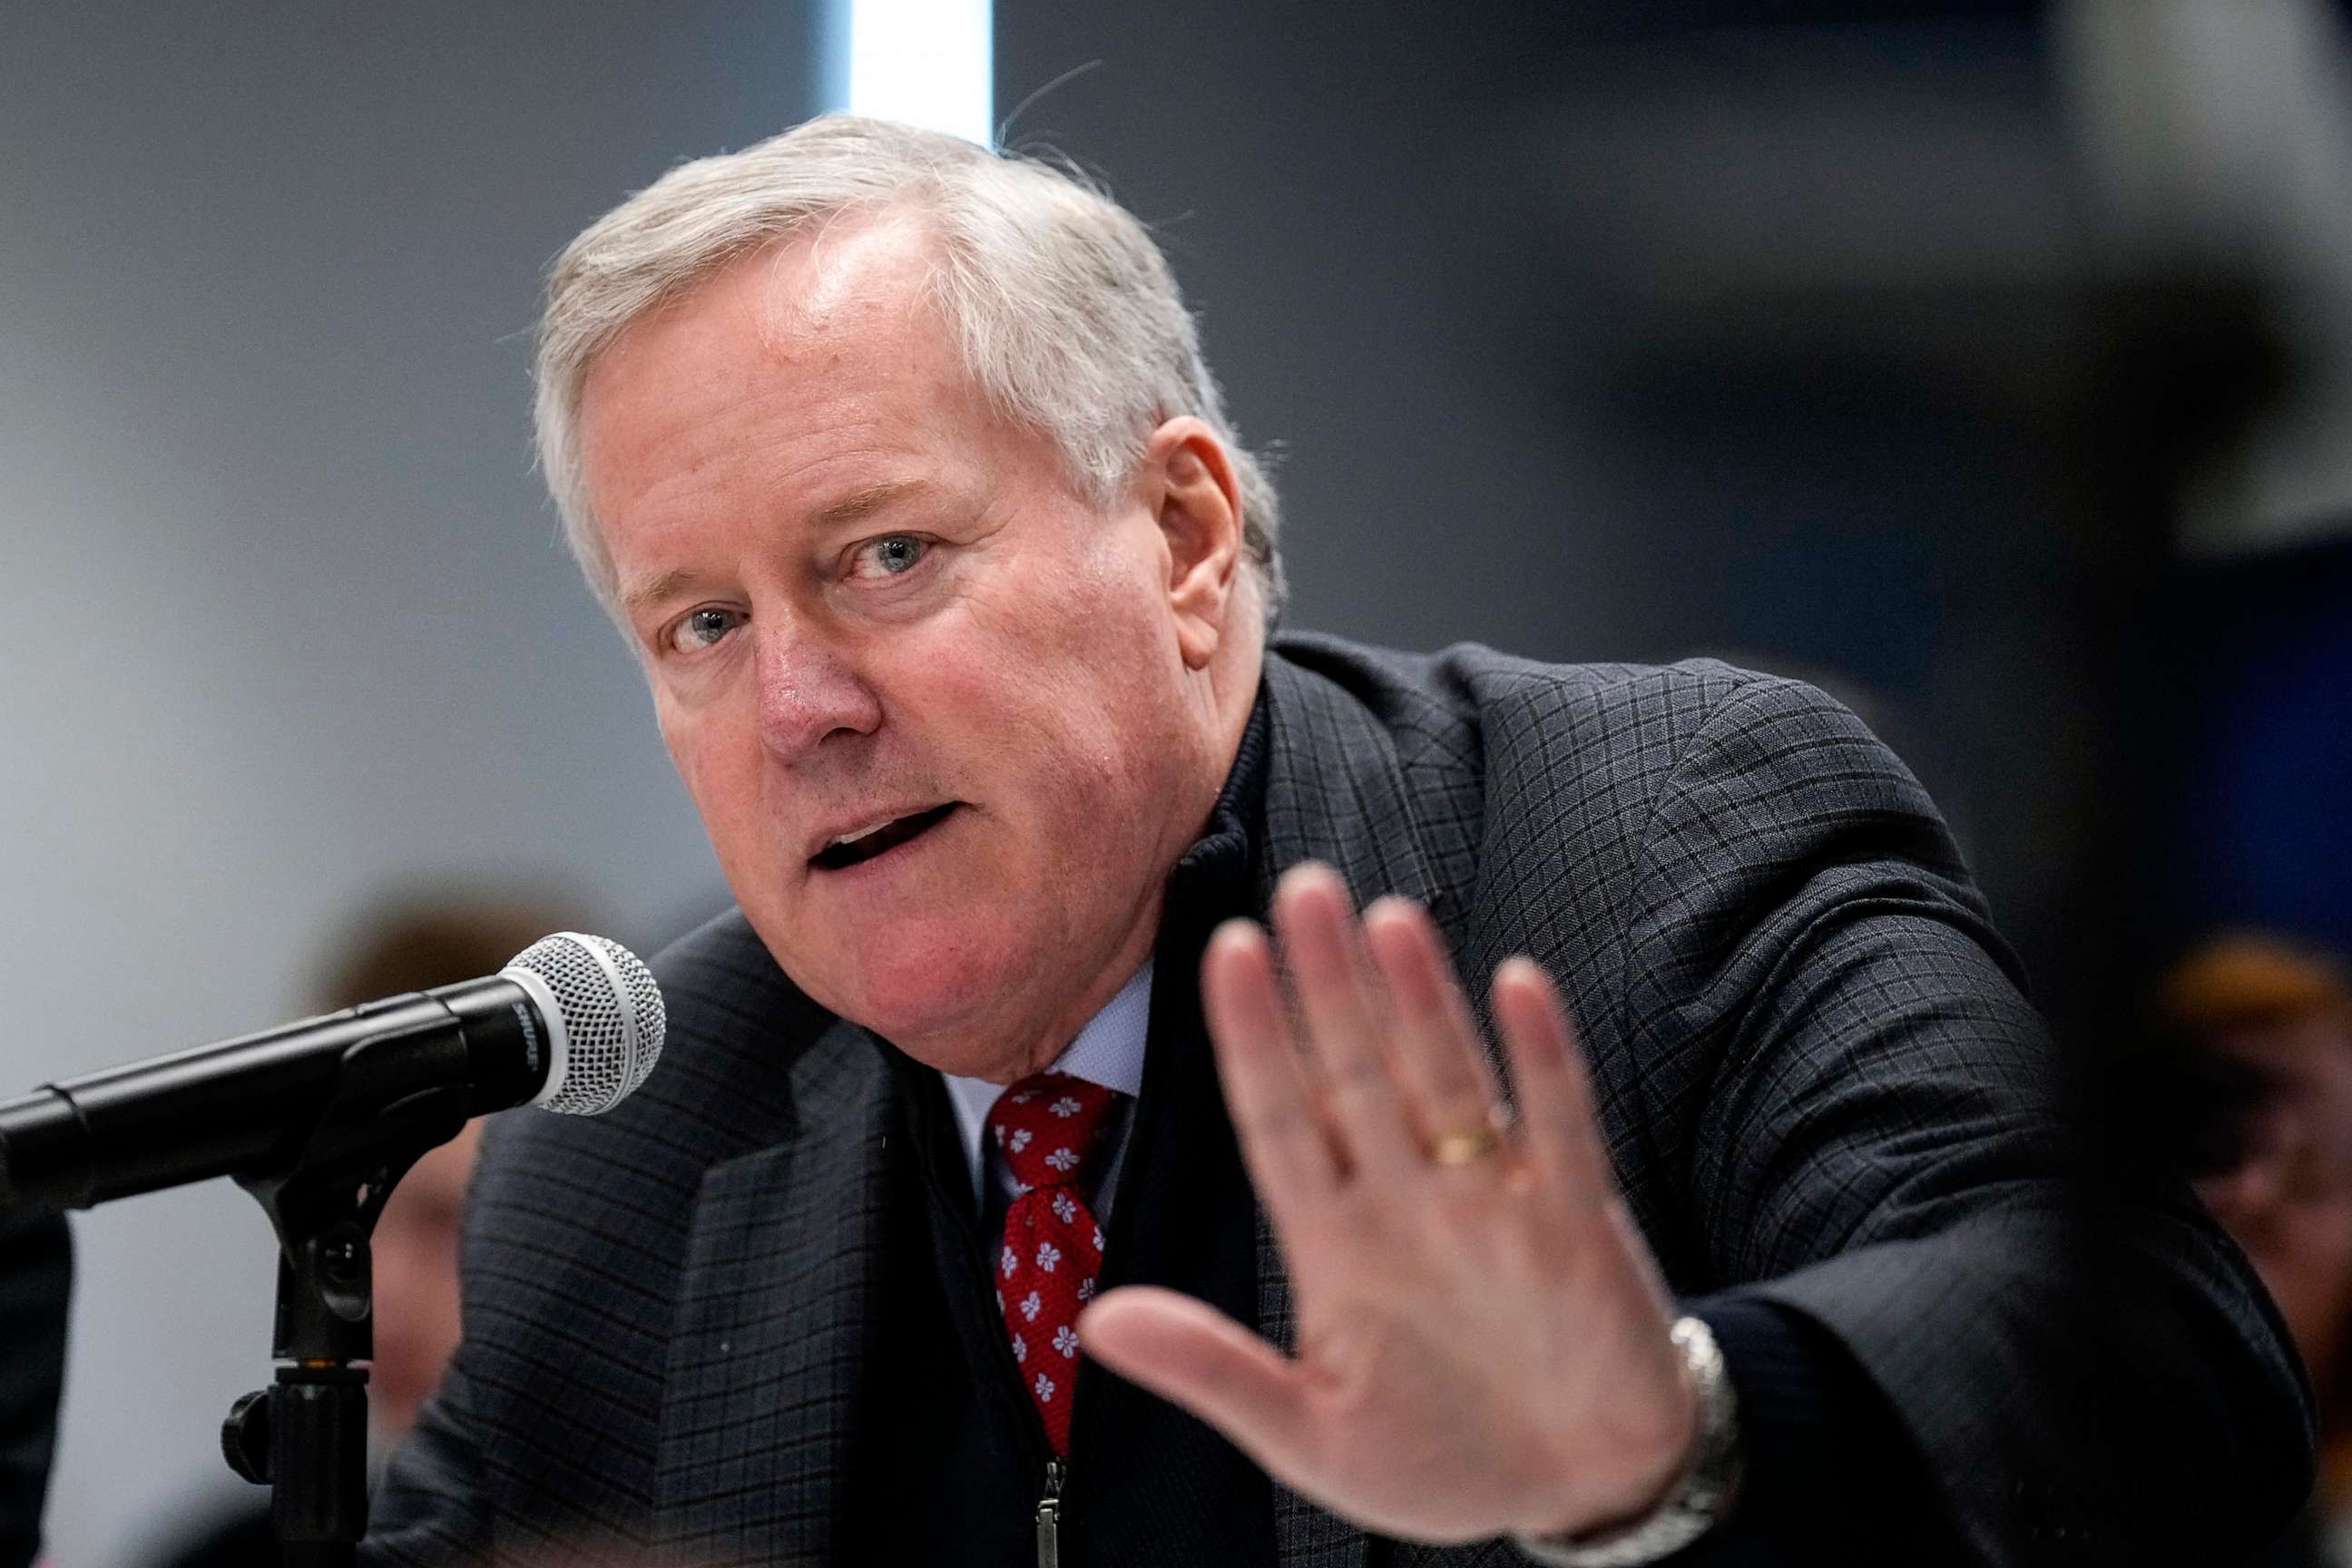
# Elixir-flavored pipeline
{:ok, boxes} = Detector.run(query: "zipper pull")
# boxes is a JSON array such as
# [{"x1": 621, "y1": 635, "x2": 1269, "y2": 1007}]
[{"x1": 1035, "y1": 1458, "x2": 1065, "y2": 1568}]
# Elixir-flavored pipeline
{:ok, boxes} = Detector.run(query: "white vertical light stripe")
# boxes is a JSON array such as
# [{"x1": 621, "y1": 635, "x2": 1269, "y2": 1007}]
[{"x1": 847, "y1": 0, "x2": 994, "y2": 147}]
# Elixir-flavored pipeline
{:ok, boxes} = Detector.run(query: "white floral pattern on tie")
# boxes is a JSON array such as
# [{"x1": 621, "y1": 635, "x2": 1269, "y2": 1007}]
[{"x1": 985, "y1": 1071, "x2": 1122, "y2": 1457}]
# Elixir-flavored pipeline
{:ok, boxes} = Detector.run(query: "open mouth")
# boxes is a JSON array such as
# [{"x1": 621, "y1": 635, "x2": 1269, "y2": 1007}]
[{"x1": 810, "y1": 803, "x2": 959, "y2": 871}]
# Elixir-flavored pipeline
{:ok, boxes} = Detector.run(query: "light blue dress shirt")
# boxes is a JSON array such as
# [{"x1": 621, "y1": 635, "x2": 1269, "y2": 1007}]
[{"x1": 941, "y1": 959, "x2": 1153, "y2": 1220}]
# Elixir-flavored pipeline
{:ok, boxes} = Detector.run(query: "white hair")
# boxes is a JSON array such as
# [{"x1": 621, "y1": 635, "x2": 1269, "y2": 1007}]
[{"x1": 534, "y1": 114, "x2": 1284, "y2": 623}]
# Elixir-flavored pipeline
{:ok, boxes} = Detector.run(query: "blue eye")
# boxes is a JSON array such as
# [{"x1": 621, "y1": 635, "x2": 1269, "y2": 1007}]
[
  {"x1": 855, "y1": 534, "x2": 929, "y2": 579},
  {"x1": 666, "y1": 606, "x2": 742, "y2": 655}
]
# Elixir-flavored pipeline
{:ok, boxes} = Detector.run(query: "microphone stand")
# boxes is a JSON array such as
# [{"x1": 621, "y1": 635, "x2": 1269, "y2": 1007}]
[{"x1": 219, "y1": 1017, "x2": 476, "y2": 1568}]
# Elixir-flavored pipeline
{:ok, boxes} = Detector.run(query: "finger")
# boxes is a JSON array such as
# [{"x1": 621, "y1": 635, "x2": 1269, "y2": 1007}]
[
  {"x1": 1492, "y1": 956, "x2": 1614, "y2": 1220},
  {"x1": 1270, "y1": 864, "x2": 1417, "y2": 1174},
  {"x1": 1080, "y1": 1286, "x2": 1316, "y2": 1473},
  {"x1": 1202, "y1": 918, "x2": 1346, "y2": 1235},
  {"x1": 1361, "y1": 896, "x2": 1505, "y2": 1153}
]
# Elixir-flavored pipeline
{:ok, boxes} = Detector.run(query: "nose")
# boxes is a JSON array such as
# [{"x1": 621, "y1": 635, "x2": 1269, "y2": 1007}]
[{"x1": 753, "y1": 616, "x2": 883, "y2": 763}]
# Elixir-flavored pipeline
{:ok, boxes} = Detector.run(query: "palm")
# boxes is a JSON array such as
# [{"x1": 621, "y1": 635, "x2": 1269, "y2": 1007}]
[{"x1": 1080, "y1": 865, "x2": 1695, "y2": 1544}]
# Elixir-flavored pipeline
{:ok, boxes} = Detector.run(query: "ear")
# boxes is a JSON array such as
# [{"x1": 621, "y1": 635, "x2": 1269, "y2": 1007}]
[{"x1": 1141, "y1": 416, "x2": 1246, "y2": 671}]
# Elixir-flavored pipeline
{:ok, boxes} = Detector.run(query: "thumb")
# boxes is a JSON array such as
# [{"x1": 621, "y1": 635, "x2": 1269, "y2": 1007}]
[{"x1": 1081, "y1": 1285, "x2": 1314, "y2": 1466}]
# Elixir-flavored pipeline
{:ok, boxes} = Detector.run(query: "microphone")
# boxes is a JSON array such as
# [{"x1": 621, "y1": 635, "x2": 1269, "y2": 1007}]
[{"x1": 0, "y1": 932, "x2": 664, "y2": 1214}]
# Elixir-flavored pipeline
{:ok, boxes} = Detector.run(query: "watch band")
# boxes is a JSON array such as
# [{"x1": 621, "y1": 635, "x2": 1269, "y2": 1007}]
[{"x1": 1513, "y1": 1315, "x2": 1743, "y2": 1567}]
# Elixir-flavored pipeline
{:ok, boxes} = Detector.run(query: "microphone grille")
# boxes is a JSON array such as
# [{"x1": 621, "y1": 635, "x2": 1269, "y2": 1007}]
[{"x1": 504, "y1": 933, "x2": 666, "y2": 1116}]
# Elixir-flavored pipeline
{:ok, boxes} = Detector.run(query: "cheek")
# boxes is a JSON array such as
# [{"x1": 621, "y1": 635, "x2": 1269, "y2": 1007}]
[
  {"x1": 971, "y1": 558, "x2": 1181, "y2": 738},
  {"x1": 659, "y1": 692, "x2": 740, "y2": 801},
  {"x1": 966, "y1": 661, "x2": 1191, "y2": 872},
  {"x1": 658, "y1": 701, "x2": 775, "y2": 868},
  {"x1": 932, "y1": 625, "x2": 1169, "y2": 807}
]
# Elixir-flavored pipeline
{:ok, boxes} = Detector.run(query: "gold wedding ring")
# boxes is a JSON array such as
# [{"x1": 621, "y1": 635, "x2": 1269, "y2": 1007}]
[{"x1": 1428, "y1": 1122, "x2": 1504, "y2": 1168}]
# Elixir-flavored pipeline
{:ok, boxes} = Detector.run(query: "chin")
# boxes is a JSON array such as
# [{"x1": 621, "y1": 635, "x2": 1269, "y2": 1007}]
[{"x1": 806, "y1": 919, "x2": 1033, "y2": 1059}]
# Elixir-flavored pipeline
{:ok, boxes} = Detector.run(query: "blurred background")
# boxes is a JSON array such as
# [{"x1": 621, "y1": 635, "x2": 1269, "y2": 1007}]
[{"x1": 2, "y1": 0, "x2": 2347, "y2": 1562}]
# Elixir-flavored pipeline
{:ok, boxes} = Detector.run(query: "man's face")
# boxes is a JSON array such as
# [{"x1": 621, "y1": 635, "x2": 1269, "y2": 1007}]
[
  {"x1": 577, "y1": 220, "x2": 1231, "y2": 1079},
  {"x1": 2195, "y1": 1019, "x2": 2352, "y2": 1395}
]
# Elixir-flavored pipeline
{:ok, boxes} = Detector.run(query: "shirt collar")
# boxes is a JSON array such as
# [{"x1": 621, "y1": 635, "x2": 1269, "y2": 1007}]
[{"x1": 941, "y1": 958, "x2": 1154, "y2": 1194}]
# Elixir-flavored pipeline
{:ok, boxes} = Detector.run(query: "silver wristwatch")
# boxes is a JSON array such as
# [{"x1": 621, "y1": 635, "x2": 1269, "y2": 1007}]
[{"x1": 1513, "y1": 1316, "x2": 1743, "y2": 1568}]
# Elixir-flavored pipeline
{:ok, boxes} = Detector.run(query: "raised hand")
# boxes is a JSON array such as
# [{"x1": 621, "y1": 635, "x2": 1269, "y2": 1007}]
[{"x1": 1079, "y1": 863, "x2": 1698, "y2": 1544}]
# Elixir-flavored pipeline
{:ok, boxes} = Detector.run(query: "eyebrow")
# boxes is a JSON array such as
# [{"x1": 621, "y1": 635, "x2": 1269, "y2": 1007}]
[
  {"x1": 621, "y1": 565, "x2": 710, "y2": 620},
  {"x1": 809, "y1": 477, "x2": 930, "y2": 533},
  {"x1": 618, "y1": 479, "x2": 933, "y2": 618}
]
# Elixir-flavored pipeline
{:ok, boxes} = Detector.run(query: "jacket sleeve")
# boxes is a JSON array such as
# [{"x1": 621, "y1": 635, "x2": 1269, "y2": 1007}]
[
  {"x1": 359, "y1": 1090, "x2": 676, "y2": 1565},
  {"x1": 1615, "y1": 673, "x2": 2311, "y2": 1565},
  {"x1": 363, "y1": 1357, "x2": 496, "y2": 1566},
  {"x1": 0, "y1": 1213, "x2": 70, "y2": 1568},
  {"x1": 361, "y1": 1120, "x2": 505, "y2": 1567}
]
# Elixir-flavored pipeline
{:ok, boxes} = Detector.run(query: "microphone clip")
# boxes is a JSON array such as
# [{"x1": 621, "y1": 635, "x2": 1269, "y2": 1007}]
[{"x1": 224, "y1": 1017, "x2": 477, "y2": 1561}]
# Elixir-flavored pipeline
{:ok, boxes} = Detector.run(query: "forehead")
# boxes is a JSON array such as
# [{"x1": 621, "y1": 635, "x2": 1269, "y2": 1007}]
[
  {"x1": 582, "y1": 211, "x2": 953, "y2": 426},
  {"x1": 574, "y1": 215, "x2": 1004, "y2": 564},
  {"x1": 2230, "y1": 1016, "x2": 2352, "y2": 1077}
]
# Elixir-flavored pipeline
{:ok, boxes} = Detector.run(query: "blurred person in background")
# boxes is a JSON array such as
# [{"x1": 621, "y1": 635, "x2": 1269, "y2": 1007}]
[
  {"x1": 2146, "y1": 936, "x2": 2352, "y2": 1568},
  {"x1": 141, "y1": 896, "x2": 579, "y2": 1568},
  {"x1": 0, "y1": 1214, "x2": 69, "y2": 1568}
]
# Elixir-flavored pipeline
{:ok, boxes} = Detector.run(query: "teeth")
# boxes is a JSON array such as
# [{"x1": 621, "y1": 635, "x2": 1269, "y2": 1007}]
[{"x1": 831, "y1": 821, "x2": 891, "y2": 847}]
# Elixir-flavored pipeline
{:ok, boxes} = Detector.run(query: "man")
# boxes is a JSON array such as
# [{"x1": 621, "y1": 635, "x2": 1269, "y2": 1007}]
[
  {"x1": 2140, "y1": 936, "x2": 2352, "y2": 1566},
  {"x1": 365, "y1": 116, "x2": 2308, "y2": 1565},
  {"x1": 0, "y1": 1214, "x2": 69, "y2": 1568}
]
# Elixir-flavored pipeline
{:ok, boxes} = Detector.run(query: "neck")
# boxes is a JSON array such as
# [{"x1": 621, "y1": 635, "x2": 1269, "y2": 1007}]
[{"x1": 975, "y1": 916, "x2": 1162, "y2": 1085}]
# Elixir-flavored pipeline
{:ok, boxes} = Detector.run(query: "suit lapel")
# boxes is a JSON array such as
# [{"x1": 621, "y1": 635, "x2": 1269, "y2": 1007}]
[
  {"x1": 1255, "y1": 653, "x2": 1450, "y2": 1568},
  {"x1": 1254, "y1": 653, "x2": 1446, "y2": 926},
  {"x1": 656, "y1": 1016, "x2": 895, "y2": 1565}
]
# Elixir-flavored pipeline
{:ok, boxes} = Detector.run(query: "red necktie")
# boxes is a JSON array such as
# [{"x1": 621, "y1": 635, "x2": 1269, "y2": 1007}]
[{"x1": 986, "y1": 1072, "x2": 1122, "y2": 1456}]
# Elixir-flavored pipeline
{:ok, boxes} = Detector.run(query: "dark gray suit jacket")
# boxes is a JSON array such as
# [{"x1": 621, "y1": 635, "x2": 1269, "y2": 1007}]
[{"x1": 366, "y1": 634, "x2": 2310, "y2": 1566}]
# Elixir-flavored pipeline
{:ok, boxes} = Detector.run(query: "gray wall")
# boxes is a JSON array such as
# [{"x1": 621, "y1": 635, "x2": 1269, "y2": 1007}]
[{"x1": 0, "y1": 6, "x2": 818, "y2": 1560}]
